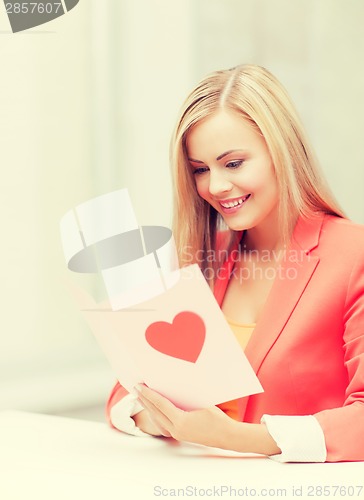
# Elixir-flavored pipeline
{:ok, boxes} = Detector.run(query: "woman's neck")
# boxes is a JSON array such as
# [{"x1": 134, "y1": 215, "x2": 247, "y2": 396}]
[{"x1": 243, "y1": 218, "x2": 283, "y2": 254}]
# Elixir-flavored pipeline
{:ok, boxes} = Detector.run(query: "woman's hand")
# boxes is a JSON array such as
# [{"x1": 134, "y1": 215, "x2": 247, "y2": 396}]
[
  {"x1": 134, "y1": 384, "x2": 281, "y2": 456},
  {"x1": 132, "y1": 409, "x2": 172, "y2": 437},
  {"x1": 134, "y1": 384, "x2": 234, "y2": 449}
]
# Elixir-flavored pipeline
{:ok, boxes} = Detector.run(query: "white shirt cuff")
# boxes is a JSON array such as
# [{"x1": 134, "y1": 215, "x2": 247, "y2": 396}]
[
  {"x1": 261, "y1": 414, "x2": 327, "y2": 462},
  {"x1": 110, "y1": 393, "x2": 151, "y2": 437}
]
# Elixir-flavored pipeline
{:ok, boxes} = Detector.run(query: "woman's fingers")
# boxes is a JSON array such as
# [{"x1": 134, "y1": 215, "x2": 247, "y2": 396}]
[
  {"x1": 135, "y1": 384, "x2": 186, "y2": 439},
  {"x1": 135, "y1": 384, "x2": 180, "y2": 419},
  {"x1": 137, "y1": 392, "x2": 174, "y2": 432},
  {"x1": 133, "y1": 409, "x2": 170, "y2": 437}
]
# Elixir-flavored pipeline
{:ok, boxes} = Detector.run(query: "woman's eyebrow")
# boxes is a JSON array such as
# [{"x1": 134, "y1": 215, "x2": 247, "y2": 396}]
[
  {"x1": 216, "y1": 149, "x2": 245, "y2": 161},
  {"x1": 188, "y1": 157, "x2": 204, "y2": 164},
  {"x1": 188, "y1": 149, "x2": 246, "y2": 164}
]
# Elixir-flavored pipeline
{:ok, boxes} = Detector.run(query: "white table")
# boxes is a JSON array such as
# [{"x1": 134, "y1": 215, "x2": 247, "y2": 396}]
[{"x1": 0, "y1": 411, "x2": 363, "y2": 500}]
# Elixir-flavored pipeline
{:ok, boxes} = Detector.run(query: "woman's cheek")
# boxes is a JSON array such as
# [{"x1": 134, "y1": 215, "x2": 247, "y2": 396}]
[{"x1": 195, "y1": 182, "x2": 209, "y2": 201}]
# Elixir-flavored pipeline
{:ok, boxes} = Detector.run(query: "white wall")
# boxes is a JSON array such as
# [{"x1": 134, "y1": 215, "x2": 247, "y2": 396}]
[
  {"x1": 0, "y1": 1, "x2": 103, "y2": 413},
  {"x1": 0, "y1": 0, "x2": 363, "y2": 417}
]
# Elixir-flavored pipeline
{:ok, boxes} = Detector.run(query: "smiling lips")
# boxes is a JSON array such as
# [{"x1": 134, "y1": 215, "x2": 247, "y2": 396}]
[{"x1": 218, "y1": 194, "x2": 251, "y2": 214}]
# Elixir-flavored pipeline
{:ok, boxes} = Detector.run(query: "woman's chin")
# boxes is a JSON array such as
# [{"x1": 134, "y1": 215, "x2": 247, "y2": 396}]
[{"x1": 222, "y1": 217, "x2": 251, "y2": 232}]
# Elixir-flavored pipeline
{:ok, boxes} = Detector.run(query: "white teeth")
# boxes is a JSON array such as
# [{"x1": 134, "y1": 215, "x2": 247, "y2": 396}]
[{"x1": 221, "y1": 195, "x2": 249, "y2": 209}]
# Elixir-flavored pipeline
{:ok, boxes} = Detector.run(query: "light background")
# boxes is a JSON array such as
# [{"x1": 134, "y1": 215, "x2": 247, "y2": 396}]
[{"x1": 0, "y1": 0, "x2": 363, "y2": 420}]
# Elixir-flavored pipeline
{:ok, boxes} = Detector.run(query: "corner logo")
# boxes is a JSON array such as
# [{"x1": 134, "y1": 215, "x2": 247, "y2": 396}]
[{"x1": 4, "y1": 0, "x2": 79, "y2": 33}]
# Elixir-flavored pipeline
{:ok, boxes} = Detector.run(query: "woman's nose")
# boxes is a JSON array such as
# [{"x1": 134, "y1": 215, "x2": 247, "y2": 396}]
[{"x1": 208, "y1": 170, "x2": 232, "y2": 196}]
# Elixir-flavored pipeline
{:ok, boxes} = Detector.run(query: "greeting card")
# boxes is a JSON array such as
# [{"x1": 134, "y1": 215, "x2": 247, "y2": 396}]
[{"x1": 60, "y1": 189, "x2": 263, "y2": 410}]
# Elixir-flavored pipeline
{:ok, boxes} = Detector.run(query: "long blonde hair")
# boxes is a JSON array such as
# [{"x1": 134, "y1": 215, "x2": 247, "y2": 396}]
[{"x1": 170, "y1": 64, "x2": 344, "y2": 283}]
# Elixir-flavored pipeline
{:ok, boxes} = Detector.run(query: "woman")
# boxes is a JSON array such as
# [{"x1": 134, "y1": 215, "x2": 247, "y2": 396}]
[{"x1": 107, "y1": 65, "x2": 364, "y2": 462}]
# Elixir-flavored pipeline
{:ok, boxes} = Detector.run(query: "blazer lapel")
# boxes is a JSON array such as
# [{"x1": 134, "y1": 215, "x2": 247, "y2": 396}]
[
  {"x1": 244, "y1": 215, "x2": 324, "y2": 373},
  {"x1": 213, "y1": 215, "x2": 325, "y2": 419},
  {"x1": 242, "y1": 215, "x2": 325, "y2": 418}
]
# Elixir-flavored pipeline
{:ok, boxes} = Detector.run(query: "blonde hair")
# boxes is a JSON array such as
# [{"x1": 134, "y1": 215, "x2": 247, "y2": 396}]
[{"x1": 170, "y1": 64, "x2": 344, "y2": 283}]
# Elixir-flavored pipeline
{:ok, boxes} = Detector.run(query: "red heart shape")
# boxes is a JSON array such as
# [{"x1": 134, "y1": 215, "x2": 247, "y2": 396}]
[{"x1": 145, "y1": 311, "x2": 206, "y2": 363}]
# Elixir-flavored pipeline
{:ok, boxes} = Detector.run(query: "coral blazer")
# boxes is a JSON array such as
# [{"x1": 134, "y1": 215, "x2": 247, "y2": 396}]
[{"x1": 107, "y1": 214, "x2": 364, "y2": 462}]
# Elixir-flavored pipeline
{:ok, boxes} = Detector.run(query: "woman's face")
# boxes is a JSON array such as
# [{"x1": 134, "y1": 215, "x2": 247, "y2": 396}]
[{"x1": 186, "y1": 109, "x2": 279, "y2": 233}]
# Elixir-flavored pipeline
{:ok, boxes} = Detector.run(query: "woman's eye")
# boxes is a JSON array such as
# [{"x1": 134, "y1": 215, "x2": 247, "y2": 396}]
[
  {"x1": 193, "y1": 167, "x2": 209, "y2": 175},
  {"x1": 226, "y1": 160, "x2": 243, "y2": 169}
]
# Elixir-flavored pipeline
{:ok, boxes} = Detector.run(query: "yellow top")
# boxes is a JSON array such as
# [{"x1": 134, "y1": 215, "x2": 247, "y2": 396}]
[
  {"x1": 225, "y1": 316, "x2": 255, "y2": 351},
  {"x1": 216, "y1": 317, "x2": 256, "y2": 420}
]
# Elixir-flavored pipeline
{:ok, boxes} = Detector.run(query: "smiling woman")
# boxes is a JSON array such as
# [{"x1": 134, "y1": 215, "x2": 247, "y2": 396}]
[
  {"x1": 106, "y1": 64, "x2": 364, "y2": 463},
  {"x1": 171, "y1": 65, "x2": 344, "y2": 277},
  {"x1": 187, "y1": 109, "x2": 279, "y2": 234}
]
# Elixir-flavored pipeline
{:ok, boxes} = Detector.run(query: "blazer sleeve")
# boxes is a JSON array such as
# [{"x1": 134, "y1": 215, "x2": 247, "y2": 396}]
[{"x1": 314, "y1": 253, "x2": 364, "y2": 462}]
